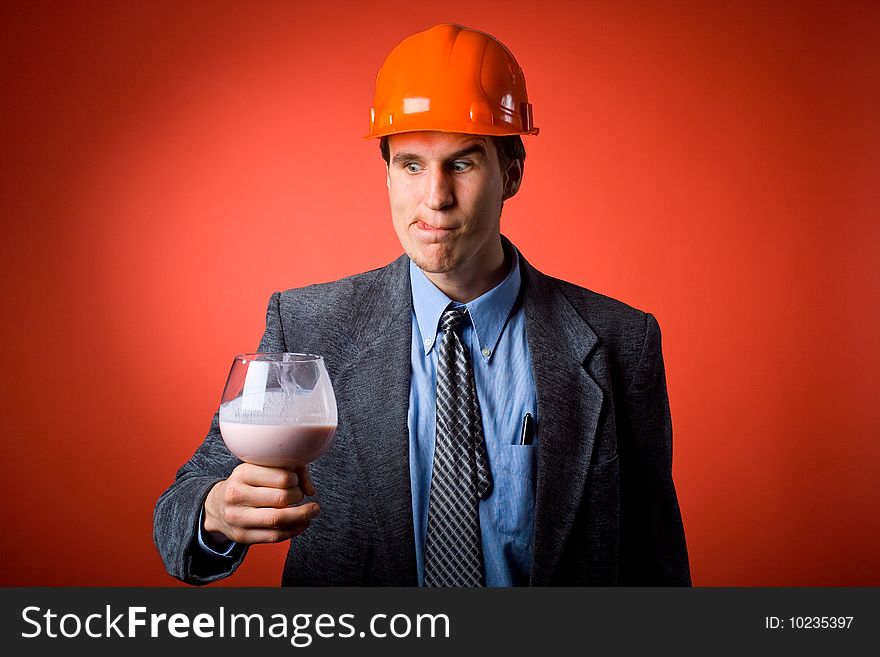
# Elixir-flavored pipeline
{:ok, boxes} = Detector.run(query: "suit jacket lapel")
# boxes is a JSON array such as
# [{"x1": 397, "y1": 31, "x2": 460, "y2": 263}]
[
  {"x1": 332, "y1": 254, "x2": 417, "y2": 583},
  {"x1": 520, "y1": 257, "x2": 604, "y2": 585}
]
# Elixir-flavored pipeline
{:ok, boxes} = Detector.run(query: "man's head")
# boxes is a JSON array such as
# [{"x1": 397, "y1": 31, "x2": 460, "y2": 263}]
[{"x1": 366, "y1": 24, "x2": 537, "y2": 294}]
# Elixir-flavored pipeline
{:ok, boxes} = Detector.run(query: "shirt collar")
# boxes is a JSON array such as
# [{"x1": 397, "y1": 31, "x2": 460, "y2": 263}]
[{"x1": 409, "y1": 247, "x2": 522, "y2": 361}]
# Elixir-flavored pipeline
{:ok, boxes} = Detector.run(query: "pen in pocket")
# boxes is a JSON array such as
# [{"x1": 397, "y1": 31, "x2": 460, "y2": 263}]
[{"x1": 519, "y1": 412, "x2": 534, "y2": 445}]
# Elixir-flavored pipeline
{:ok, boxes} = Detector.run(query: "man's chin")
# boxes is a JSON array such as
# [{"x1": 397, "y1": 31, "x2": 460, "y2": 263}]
[{"x1": 407, "y1": 247, "x2": 455, "y2": 275}]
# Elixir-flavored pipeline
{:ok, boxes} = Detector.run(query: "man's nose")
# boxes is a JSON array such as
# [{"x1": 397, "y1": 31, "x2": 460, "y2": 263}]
[{"x1": 423, "y1": 167, "x2": 454, "y2": 211}]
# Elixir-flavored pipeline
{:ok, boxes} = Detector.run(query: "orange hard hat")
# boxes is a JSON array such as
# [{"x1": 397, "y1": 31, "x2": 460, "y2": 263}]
[{"x1": 365, "y1": 24, "x2": 539, "y2": 139}]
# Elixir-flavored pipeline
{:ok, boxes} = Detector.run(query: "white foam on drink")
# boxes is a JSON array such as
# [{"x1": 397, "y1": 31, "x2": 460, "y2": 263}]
[{"x1": 220, "y1": 390, "x2": 298, "y2": 424}]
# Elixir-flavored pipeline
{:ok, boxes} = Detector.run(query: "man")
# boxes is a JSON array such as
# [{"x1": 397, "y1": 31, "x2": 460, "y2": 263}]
[{"x1": 154, "y1": 23, "x2": 690, "y2": 586}]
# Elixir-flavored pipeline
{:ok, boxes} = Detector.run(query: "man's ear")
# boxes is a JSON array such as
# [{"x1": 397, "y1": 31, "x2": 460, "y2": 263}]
[
  {"x1": 502, "y1": 159, "x2": 523, "y2": 201},
  {"x1": 386, "y1": 164, "x2": 391, "y2": 191}
]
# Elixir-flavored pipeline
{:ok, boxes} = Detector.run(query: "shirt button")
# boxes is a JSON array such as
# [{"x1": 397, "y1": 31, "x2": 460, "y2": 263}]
[
  {"x1": 424, "y1": 338, "x2": 432, "y2": 347},
  {"x1": 481, "y1": 347, "x2": 491, "y2": 358}
]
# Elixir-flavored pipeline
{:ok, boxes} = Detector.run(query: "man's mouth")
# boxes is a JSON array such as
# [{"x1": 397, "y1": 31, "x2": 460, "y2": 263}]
[{"x1": 415, "y1": 220, "x2": 455, "y2": 231}]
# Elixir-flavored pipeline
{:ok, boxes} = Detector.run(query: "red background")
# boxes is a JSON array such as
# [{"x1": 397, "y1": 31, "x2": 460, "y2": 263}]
[{"x1": 1, "y1": 1, "x2": 878, "y2": 586}]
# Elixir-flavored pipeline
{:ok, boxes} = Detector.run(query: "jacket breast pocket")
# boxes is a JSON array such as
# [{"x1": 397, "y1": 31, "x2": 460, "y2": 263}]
[{"x1": 493, "y1": 445, "x2": 536, "y2": 543}]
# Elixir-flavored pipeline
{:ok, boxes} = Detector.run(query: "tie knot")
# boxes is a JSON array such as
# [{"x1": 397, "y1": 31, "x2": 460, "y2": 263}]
[{"x1": 440, "y1": 306, "x2": 469, "y2": 334}]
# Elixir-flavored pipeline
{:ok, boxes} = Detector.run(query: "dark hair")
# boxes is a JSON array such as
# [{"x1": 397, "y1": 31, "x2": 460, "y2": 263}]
[{"x1": 379, "y1": 135, "x2": 526, "y2": 174}]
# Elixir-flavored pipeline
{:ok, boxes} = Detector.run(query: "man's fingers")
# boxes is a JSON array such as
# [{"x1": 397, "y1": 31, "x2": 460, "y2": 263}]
[
  {"x1": 234, "y1": 463, "x2": 299, "y2": 489},
  {"x1": 226, "y1": 503, "x2": 320, "y2": 531},
  {"x1": 246, "y1": 485, "x2": 304, "y2": 508},
  {"x1": 222, "y1": 480, "x2": 302, "y2": 508},
  {"x1": 295, "y1": 465, "x2": 316, "y2": 497}
]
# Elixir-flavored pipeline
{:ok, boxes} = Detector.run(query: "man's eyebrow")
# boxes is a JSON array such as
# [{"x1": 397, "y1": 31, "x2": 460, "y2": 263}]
[
  {"x1": 390, "y1": 141, "x2": 489, "y2": 166},
  {"x1": 391, "y1": 151, "x2": 423, "y2": 166},
  {"x1": 446, "y1": 142, "x2": 488, "y2": 161}
]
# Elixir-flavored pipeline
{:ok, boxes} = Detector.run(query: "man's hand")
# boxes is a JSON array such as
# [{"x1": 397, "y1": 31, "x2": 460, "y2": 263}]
[{"x1": 203, "y1": 463, "x2": 319, "y2": 545}]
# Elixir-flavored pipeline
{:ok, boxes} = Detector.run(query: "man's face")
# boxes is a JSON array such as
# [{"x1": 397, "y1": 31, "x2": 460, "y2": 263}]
[{"x1": 385, "y1": 132, "x2": 516, "y2": 277}]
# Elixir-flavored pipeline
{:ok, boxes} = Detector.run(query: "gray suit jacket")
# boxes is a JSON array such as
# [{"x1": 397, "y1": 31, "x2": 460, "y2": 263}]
[{"x1": 154, "y1": 248, "x2": 690, "y2": 586}]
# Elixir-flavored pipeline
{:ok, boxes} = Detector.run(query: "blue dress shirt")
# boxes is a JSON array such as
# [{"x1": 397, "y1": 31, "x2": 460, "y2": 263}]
[{"x1": 408, "y1": 252, "x2": 538, "y2": 586}]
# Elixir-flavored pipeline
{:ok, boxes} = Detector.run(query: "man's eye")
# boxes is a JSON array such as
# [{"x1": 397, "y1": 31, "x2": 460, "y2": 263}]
[
  {"x1": 404, "y1": 162, "x2": 422, "y2": 173},
  {"x1": 451, "y1": 161, "x2": 472, "y2": 172}
]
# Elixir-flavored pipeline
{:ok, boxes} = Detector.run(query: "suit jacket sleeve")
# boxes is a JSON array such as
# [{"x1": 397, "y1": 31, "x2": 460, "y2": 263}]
[
  {"x1": 619, "y1": 312, "x2": 691, "y2": 585},
  {"x1": 153, "y1": 291, "x2": 286, "y2": 585}
]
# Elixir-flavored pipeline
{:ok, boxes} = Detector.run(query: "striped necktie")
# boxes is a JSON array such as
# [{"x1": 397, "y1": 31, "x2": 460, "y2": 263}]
[{"x1": 423, "y1": 305, "x2": 493, "y2": 587}]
